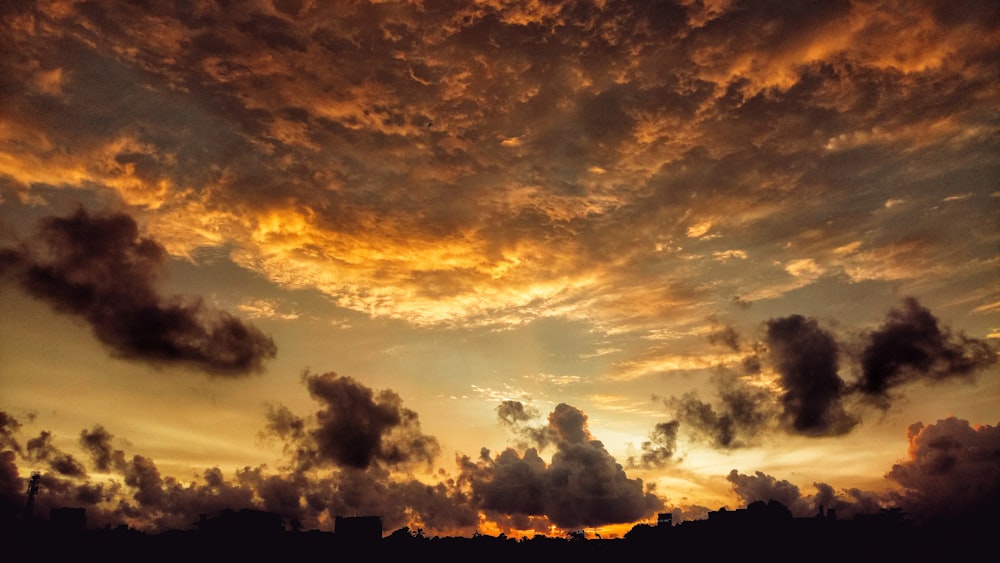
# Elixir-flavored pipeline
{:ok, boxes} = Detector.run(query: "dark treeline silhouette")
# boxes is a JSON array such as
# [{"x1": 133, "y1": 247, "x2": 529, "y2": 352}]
[{"x1": 2, "y1": 500, "x2": 991, "y2": 563}]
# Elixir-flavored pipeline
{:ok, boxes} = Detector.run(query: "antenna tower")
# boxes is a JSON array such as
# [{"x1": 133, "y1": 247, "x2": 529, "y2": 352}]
[{"x1": 24, "y1": 471, "x2": 40, "y2": 519}]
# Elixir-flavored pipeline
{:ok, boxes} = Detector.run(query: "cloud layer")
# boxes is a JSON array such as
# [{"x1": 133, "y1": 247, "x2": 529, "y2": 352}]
[
  {"x1": 1, "y1": 0, "x2": 995, "y2": 331},
  {"x1": 3, "y1": 400, "x2": 995, "y2": 535},
  {"x1": 1, "y1": 391, "x2": 667, "y2": 535}
]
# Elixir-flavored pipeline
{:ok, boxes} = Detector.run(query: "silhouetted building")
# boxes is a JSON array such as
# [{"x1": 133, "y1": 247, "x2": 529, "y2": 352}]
[
  {"x1": 196, "y1": 509, "x2": 285, "y2": 536},
  {"x1": 709, "y1": 500, "x2": 794, "y2": 523},
  {"x1": 657, "y1": 512, "x2": 673, "y2": 527},
  {"x1": 817, "y1": 505, "x2": 837, "y2": 520},
  {"x1": 708, "y1": 506, "x2": 746, "y2": 523},
  {"x1": 50, "y1": 507, "x2": 86, "y2": 533},
  {"x1": 335, "y1": 515, "x2": 382, "y2": 542}
]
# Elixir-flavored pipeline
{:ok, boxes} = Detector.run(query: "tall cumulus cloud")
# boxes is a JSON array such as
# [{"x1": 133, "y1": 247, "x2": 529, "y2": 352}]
[
  {"x1": 460, "y1": 403, "x2": 664, "y2": 530},
  {"x1": 764, "y1": 314, "x2": 858, "y2": 436},
  {"x1": 886, "y1": 417, "x2": 1000, "y2": 524}
]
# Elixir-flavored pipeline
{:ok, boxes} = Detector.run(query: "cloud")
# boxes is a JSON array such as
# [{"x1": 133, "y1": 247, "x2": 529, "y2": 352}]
[
  {"x1": 495, "y1": 400, "x2": 599, "y2": 452},
  {"x1": 1, "y1": 402, "x2": 995, "y2": 537},
  {"x1": 496, "y1": 400, "x2": 539, "y2": 426},
  {"x1": 306, "y1": 372, "x2": 440, "y2": 470},
  {"x1": 855, "y1": 297, "x2": 997, "y2": 407},
  {"x1": 886, "y1": 417, "x2": 1000, "y2": 523},
  {"x1": 79, "y1": 425, "x2": 126, "y2": 473},
  {"x1": 1, "y1": 0, "x2": 996, "y2": 333},
  {"x1": 727, "y1": 415, "x2": 999, "y2": 524},
  {"x1": 726, "y1": 469, "x2": 889, "y2": 520},
  {"x1": 25, "y1": 430, "x2": 87, "y2": 478},
  {"x1": 726, "y1": 469, "x2": 811, "y2": 516},
  {"x1": 461, "y1": 403, "x2": 664, "y2": 529},
  {"x1": 627, "y1": 420, "x2": 680, "y2": 469},
  {"x1": 655, "y1": 298, "x2": 992, "y2": 451},
  {"x1": 0, "y1": 208, "x2": 277, "y2": 375},
  {"x1": 7, "y1": 397, "x2": 653, "y2": 535},
  {"x1": 667, "y1": 373, "x2": 775, "y2": 449},
  {"x1": 123, "y1": 454, "x2": 165, "y2": 508},
  {"x1": 707, "y1": 323, "x2": 742, "y2": 351},
  {"x1": 1, "y1": 398, "x2": 468, "y2": 534},
  {"x1": 461, "y1": 447, "x2": 548, "y2": 519},
  {"x1": 0, "y1": 410, "x2": 25, "y2": 521},
  {"x1": 0, "y1": 410, "x2": 22, "y2": 455},
  {"x1": 0, "y1": 450, "x2": 21, "y2": 520},
  {"x1": 546, "y1": 403, "x2": 593, "y2": 445},
  {"x1": 810, "y1": 482, "x2": 886, "y2": 521},
  {"x1": 266, "y1": 372, "x2": 441, "y2": 471},
  {"x1": 262, "y1": 403, "x2": 307, "y2": 450},
  {"x1": 765, "y1": 315, "x2": 858, "y2": 436}
]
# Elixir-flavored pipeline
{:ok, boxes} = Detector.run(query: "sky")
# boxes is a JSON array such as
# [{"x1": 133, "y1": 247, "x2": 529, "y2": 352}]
[{"x1": 1, "y1": 0, "x2": 998, "y2": 538}]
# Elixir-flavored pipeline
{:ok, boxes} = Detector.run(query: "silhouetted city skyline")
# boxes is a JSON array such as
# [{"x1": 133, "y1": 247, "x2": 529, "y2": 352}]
[{"x1": 3, "y1": 494, "x2": 993, "y2": 563}]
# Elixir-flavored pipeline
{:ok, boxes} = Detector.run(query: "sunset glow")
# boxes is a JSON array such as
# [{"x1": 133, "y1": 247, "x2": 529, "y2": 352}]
[{"x1": 1, "y1": 0, "x2": 997, "y2": 539}]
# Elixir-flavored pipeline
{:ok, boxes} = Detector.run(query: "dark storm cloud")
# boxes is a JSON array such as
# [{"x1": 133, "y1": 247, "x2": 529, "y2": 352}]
[
  {"x1": 886, "y1": 417, "x2": 1000, "y2": 523},
  {"x1": 254, "y1": 377, "x2": 477, "y2": 534},
  {"x1": 658, "y1": 299, "x2": 991, "y2": 450},
  {"x1": 547, "y1": 402, "x2": 593, "y2": 445},
  {"x1": 234, "y1": 465, "x2": 308, "y2": 523},
  {"x1": 462, "y1": 447, "x2": 548, "y2": 517},
  {"x1": 496, "y1": 400, "x2": 539, "y2": 426},
  {"x1": 461, "y1": 403, "x2": 663, "y2": 529},
  {"x1": 262, "y1": 403, "x2": 308, "y2": 450},
  {"x1": 281, "y1": 372, "x2": 441, "y2": 470},
  {"x1": 0, "y1": 410, "x2": 25, "y2": 520},
  {"x1": 0, "y1": 410, "x2": 22, "y2": 454},
  {"x1": 0, "y1": 208, "x2": 277, "y2": 375},
  {"x1": 627, "y1": 420, "x2": 680, "y2": 469},
  {"x1": 123, "y1": 454, "x2": 165, "y2": 508},
  {"x1": 765, "y1": 315, "x2": 857, "y2": 436},
  {"x1": 25, "y1": 430, "x2": 87, "y2": 478},
  {"x1": 493, "y1": 400, "x2": 554, "y2": 451},
  {"x1": 855, "y1": 297, "x2": 997, "y2": 407},
  {"x1": 79, "y1": 425, "x2": 125, "y2": 472},
  {"x1": 666, "y1": 372, "x2": 775, "y2": 449}
]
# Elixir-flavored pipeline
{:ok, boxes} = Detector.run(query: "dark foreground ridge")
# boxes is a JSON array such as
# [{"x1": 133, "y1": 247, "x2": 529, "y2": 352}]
[{"x1": 2, "y1": 502, "x2": 992, "y2": 563}]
